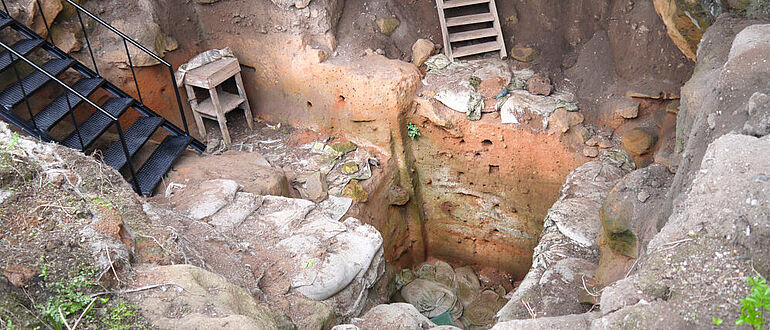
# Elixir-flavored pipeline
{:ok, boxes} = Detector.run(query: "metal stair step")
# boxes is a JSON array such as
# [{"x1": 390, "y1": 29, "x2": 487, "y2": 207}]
[
  {"x1": 103, "y1": 116, "x2": 163, "y2": 171},
  {"x1": 61, "y1": 97, "x2": 133, "y2": 150},
  {"x1": 133, "y1": 135, "x2": 193, "y2": 196},
  {"x1": 449, "y1": 28, "x2": 498, "y2": 43},
  {"x1": 0, "y1": 58, "x2": 74, "y2": 108},
  {"x1": 0, "y1": 38, "x2": 45, "y2": 73},
  {"x1": 0, "y1": 17, "x2": 12, "y2": 29},
  {"x1": 33, "y1": 77, "x2": 104, "y2": 132},
  {"x1": 452, "y1": 41, "x2": 501, "y2": 58},
  {"x1": 446, "y1": 13, "x2": 494, "y2": 27},
  {"x1": 442, "y1": 0, "x2": 490, "y2": 9}
]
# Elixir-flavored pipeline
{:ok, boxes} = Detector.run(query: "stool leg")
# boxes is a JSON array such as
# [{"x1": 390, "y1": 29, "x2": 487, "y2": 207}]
[
  {"x1": 234, "y1": 72, "x2": 253, "y2": 130},
  {"x1": 185, "y1": 84, "x2": 207, "y2": 138},
  {"x1": 209, "y1": 87, "x2": 232, "y2": 146}
]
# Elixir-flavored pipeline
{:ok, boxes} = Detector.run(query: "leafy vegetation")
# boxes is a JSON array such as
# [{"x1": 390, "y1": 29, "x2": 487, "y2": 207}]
[
  {"x1": 407, "y1": 123, "x2": 421, "y2": 140},
  {"x1": 101, "y1": 301, "x2": 140, "y2": 330},
  {"x1": 38, "y1": 265, "x2": 102, "y2": 330},
  {"x1": 737, "y1": 276, "x2": 770, "y2": 330}
]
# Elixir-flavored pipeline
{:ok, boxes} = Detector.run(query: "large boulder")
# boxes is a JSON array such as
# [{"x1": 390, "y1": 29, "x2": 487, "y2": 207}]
[
  {"x1": 652, "y1": 0, "x2": 717, "y2": 60},
  {"x1": 126, "y1": 264, "x2": 293, "y2": 329},
  {"x1": 594, "y1": 133, "x2": 770, "y2": 328}
]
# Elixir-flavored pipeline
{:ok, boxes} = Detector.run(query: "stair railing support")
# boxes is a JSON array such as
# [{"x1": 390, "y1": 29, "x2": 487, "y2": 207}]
[
  {"x1": 34, "y1": 0, "x2": 55, "y2": 45},
  {"x1": 122, "y1": 37, "x2": 143, "y2": 105},
  {"x1": 7, "y1": 53, "x2": 39, "y2": 133},
  {"x1": 64, "y1": 92, "x2": 85, "y2": 150},
  {"x1": 75, "y1": 10, "x2": 99, "y2": 75},
  {"x1": 169, "y1": 65, "x2": 189, "y2": 135},
  {"x1": 114, "y1": 120, "x2": 141, "y2": 194}
]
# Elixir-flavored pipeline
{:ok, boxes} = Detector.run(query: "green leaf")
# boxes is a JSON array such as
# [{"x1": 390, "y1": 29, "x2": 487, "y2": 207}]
[{"x1": 712, "y1": 317, "x2": 723, "y2": 325}]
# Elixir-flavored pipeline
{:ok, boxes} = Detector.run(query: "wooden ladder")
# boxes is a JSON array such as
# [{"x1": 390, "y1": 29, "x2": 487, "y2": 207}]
[{"x1": 435, "y1": 0, "x2": 507, "y2": 60}]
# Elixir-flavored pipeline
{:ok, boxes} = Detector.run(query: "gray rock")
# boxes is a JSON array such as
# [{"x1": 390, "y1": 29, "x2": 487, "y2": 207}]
[
  {"x1": 176, "y1": 179, "x2": 239, "y2": 220},
  {"x1": 295, "y1": 171, "x2": 328, "y2": 202},
  {"x1": 209, "y1": 192, "x2": 261, "y2": 230},
  {"x1": 493, "y1": 312, "x2": 600, "y2": 330}
]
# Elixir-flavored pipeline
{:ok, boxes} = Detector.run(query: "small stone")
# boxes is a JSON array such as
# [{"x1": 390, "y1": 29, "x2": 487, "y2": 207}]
[
  {"x1": 570, "y1": 125, "x2": 591, "y2": 144},
  {"x1": 584, "y1": 146, "x2": 600, "y2": 158},
  {"x1": 526, "y1": 73, "x2": 552, "y2": 96},
  {"x1": 622, "y1": 128, "x2": 658, "y2": 155},
  {"x1": 614, "y1": 100, "x2": 640, "y2": 119},
  {"x1": 549, "y1": 108, "x2": 584, "y2": 133},
  {"x1": 341, "y1": 161, "x2": 359, "y2": 175},
  {"x1": 376, "y1": 17, "x2": 400, "y2": 35},
  {"x1": 388, "y1": 185, "x2": 410, "y2": 206},
  {"x1": 411, "y1": 39, "x2": 435, "y2": 67},
  {"x1": 296, "y1": 172, "x2": 328, "y2": 203},
  {"x1": 707, "y1": 113, "x2": 717, "y2": 130},
  {"x1": 598, "y1": 136, "x2": 614, "y2": 149},
  {"x1": 330, "y1": 141, "x2": 356, "y2": 154},
  {"x1": 342, "y1": 179, "x2": 368, "y2": 203},
  {"x1": 637, "y1": 190, "x2": 651, "y2": 203},
  {"x1": 510, "y1": 47, "x2": 539, "y2": 62}
]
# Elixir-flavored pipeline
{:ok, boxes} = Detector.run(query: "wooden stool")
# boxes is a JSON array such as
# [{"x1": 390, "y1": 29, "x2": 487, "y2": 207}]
[{"x1": 183, "y1": 57, "x2": 253, "y2": 146}]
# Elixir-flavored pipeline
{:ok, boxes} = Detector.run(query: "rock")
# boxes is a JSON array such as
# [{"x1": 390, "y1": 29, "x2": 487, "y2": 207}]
[
  {"x1": 743, "y1": 92, "x2": 770, "y2": 137},
  {"x1": 288, "y1": 296, "x2": 336, "y2": 329},
  {"x1": 330, "y1": 141, "x2": 357, "y2": 154},
  {"x1": 102, "y1": 19, "x2": 172, "y2": 67},
  {"x1": 510, "y1": 47, "x2": 539, "y2": 62},
  {"x1": 569, "y1": 125, "x2": 591, "y2": 144},
  {"x1": 209, "y1": 192, "x2": 261, "y2": 230},
  {"x1": 352, "y1": 303, "x2": 436, "y2": 329},
  {"x1": 269, "y1": 0, "x2": 311, "y2": 9},
  {"x1": 583, "y1": 146, "x2": 600, "y2": 158},
  {"x1": 1, "y1": 264, "x2": 37, "y2": 287},
  {"x1": 23, "y1": 0, "x2": 63, "y2": 37},
  {"x1": 493, "y1": 312, "x2": 600, "y2": 329},
  {"x1": 613, "y1": 100, "x2": 640, "y2": 119},
  {"x1": 401, "y1": 279, "x2": 462, "y2": 319},
  {"x1": 433, "y1": 260, "x2": 455, "y2": 288},
  {"x1": 526, "y1": 73, "x2": 553, "y2": 96},
  {"x1": 621, "y1": 128, "x2": 658, "y2": 155},
  {"x1": 388, "y1": 185, "x2": 410, "y2": 206},
  {"x1": 295, "y1": 171, "x2": 328, "y2": 202},
  {"x1": 412, "y1": 39, "x2": 435, "y2": 67},
  {"x1": 126, "y1": 264, "x2": 293, "y2": 329},
  {"x1": 652, "y1": 0, "x2": 715, "y2": 60},
  {"x1": 341, "y1": 161, "x2": 359, "y2": 174},
  {"x1": 549, "y1": 108, "x2": 584, "y2": 133},
  {"x1": 591, "y1": 301, "x2": 685, "y2": 329},
  {"x1": 599, "y1": 164, "x2": 673, "y2": 259},
  {"x1": 376, "y1": 17, "x2": 400, "y2": 35},
  {"x1": 51, "y1": 26, "x2": 81, "y2": 53},
  {"x1": 175, "y1": 179, "x2": 239, "y2": 220},
  {"x1": 342, "y1": 179, "x2": 368, "y2": 203}
]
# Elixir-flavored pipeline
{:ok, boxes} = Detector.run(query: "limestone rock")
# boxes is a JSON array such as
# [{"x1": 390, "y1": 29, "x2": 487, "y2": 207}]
[
  {"x1": 295, "y1": 171, "x2": 328, "y2": 202},
  {"x1": 493, "y1": 312, "x2": 600, "y2": 329},
  {"x1": 526, "y1": 73, "x2": 553, "y2": 96},
  {"x1": 412, "y1": 39, "x2": 435, "y2": 67},
  {"x1": 549, "y1": 108, "x2": 584, "y2": 133},
  {"x1": 621, "y1": 128, "x2": 658, "y2": 155},
  {"x1": 376, "y1": 17, "x2": 400, "y2": 35},
  {"x1": 126, "y1": 264, "x2": 293, "y2": 329},
  {"x1": 613, "y1": 100, "x2": 640, "y2": 119},
  {"x1": 510, "y1": 47, "x2": 539, "y2": 62},
  {"x1": 174, "y1": 179, "x2": 239, "y2": 220},
  {"x1": 209, "y1": 192, "x2": 261, "y2": 230}
]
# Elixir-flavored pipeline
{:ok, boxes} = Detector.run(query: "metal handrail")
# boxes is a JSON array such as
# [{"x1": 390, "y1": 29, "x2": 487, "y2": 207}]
[
  {"x1": 0, "y1": 0, "x2": 191, "y2": 136},
  {"x1": 0, "y1": 40, "x2": 142, "y2": 193}
]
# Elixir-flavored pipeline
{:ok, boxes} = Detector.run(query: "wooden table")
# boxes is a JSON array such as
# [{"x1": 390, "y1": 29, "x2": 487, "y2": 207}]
[{"x1": 183, "y1": 57, "x2": 252, "y2": 146}]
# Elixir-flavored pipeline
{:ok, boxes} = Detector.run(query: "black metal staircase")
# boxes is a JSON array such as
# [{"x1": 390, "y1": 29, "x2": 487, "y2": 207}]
[{"x1": 0, "y1": 0, "x2": 205, "y2": 196}]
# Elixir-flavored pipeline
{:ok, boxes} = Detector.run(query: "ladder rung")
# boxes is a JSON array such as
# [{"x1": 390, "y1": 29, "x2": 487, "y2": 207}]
[
  {"x1": 452, "y1": 41, "x2": 501, "y2": 58},
  {"x1": 449, "y1": 28, "x2": 498, "y2": 43},
  {"x1": 443, "y1": 0, "x2": 490, "y2": 9},
  {"x1": 446, "y1": 13, "x2": 494, "y2": 27}
]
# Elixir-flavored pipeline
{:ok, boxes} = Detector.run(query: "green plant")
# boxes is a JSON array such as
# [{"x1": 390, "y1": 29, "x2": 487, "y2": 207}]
[
  {"x1": 713, "y1": 316, "x2": 723, "y2": 325},
  {"x1": 39, "y1": 266, "x2": 101, "y2": 330},
  {"x1": 407, "y1": 123, "x2": 420, "y2": 140},
  {"x1": 737, "y1": 276, "x2": 770, "y2": 330},
  {"x1": 101, "y1": 301, "x2": 139, "y2": 330}
]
